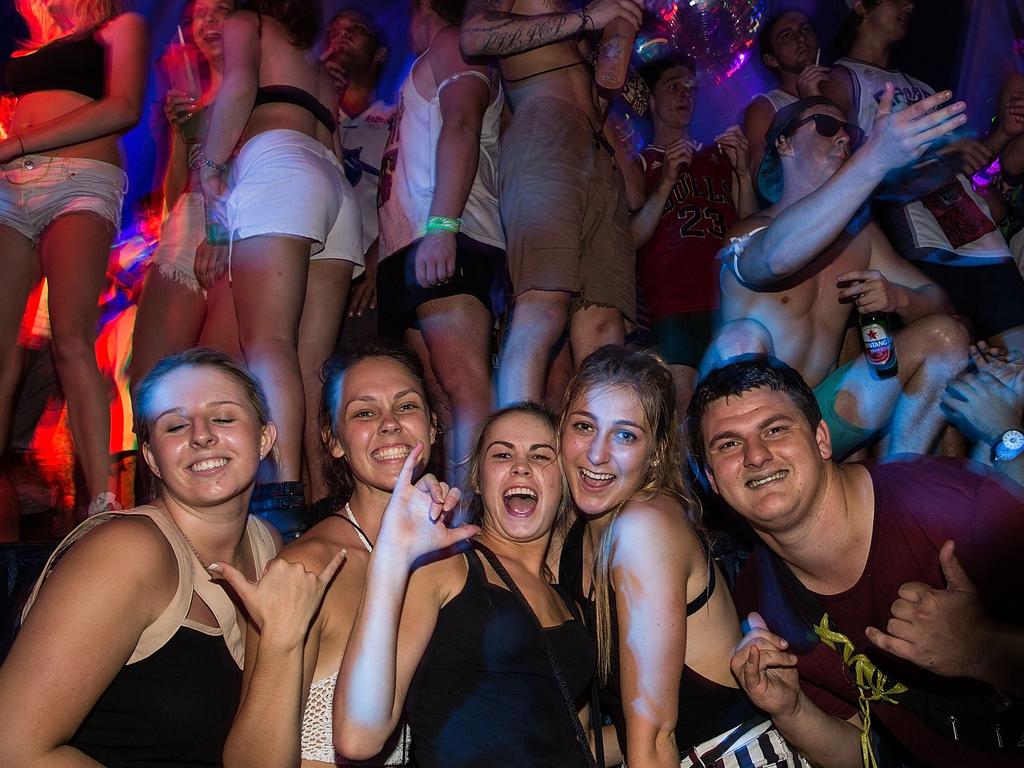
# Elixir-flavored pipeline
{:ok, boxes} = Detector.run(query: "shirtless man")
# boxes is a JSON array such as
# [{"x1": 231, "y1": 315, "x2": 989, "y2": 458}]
[
  {"x1": 461, "y1": 0, "x2": 643, "y2": 406},
  {"x1": 709, "y1": 88, "x2": 970, "y2": 458},
  {"x1": 742, "y1": 8, "x2": 828, "y2": 183}
]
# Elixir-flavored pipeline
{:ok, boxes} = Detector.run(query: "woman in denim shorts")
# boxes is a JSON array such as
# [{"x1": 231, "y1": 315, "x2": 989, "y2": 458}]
[{"x1": 0, "y1": 0, "x2": 147, "y2": 518}]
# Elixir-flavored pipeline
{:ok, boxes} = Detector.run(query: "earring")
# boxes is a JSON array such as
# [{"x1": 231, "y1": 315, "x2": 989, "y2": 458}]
[{"x1": 651, "y1": 459, "x2": 660, "y2": 467}]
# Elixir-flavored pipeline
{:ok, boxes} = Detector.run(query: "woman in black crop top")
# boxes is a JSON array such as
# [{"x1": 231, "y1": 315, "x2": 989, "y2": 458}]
[
  {"x1": 0, "y1": 349, "x2": 349, "y2": 767},
  {"x1": 200, "y1": 0, "x2": 360, "y2": 535},
  {"x1": 554, "y1": 347, "x2": 803, "y2": 767},
  {"x1": 0, "y1": 1, "x2": 146, "y2": 518},
  {"x1": 335, "y1": 403, "x2": 601, "y2": 768},
  {"x1": 131, "y1": 0, "x2": 241, "y2": 400}
]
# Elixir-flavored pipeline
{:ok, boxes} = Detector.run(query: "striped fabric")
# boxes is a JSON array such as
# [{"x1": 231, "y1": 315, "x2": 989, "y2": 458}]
[{"x1": 678, "y1": 718, "x2": 807, "y2": 768}]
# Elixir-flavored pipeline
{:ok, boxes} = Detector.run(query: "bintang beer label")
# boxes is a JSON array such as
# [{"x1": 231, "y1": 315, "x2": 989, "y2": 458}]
[{"x1": 860, "y1": 312, "x2": 899, "y2": 378}]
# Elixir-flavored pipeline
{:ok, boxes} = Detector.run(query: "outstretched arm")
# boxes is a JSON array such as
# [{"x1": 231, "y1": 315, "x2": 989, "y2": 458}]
[
  {"x1": 460, "y1": 0, "x2": 642, "y2": 58},
  {"x1": 729, "y1": 84, "x2": 966, "y2": 286},
  {"x1": 334, "y1": 447, "x2": 477, "y2": 759}
]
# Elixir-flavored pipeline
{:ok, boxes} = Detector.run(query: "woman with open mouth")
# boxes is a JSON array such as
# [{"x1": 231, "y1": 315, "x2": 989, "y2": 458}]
[
  {"x1": 0, "y1": 349, "x2": 343, "y2": 766},
  {"x1": 555, "y1": 346, "x2": 802, "y2": 767},
  {"x1": 334, "y1": 402, "x2": 602, "y2": 768}
]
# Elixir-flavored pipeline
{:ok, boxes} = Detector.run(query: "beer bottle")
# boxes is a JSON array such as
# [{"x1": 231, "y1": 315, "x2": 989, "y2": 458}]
[
  {"x1": 595, "y1": 19, "x2": 634, "y2": 90},
  {"x1": 860, "y1": 311, "x2": 898, "y2": 378}
]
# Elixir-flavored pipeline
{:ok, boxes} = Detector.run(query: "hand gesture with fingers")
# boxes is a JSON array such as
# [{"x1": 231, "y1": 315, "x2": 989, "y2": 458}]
[
  {"x1": 865, "y1": 83, "x2": 967, "y2": 173},
  {"x1": 210, "y1": 550, "x2": 346, "y2": 649},
  {"x1": 796, "y1": 65, "x2": 830, "y2": 98},
  {"x1": 715, "y1": 126, "x2": 750, "y2": 174},
  {"x1": 657, "y1": 138, "x2": 697, "y2": 191},
  {"x1": 935, "y1": 138, "x2": 992, "y2": 176},
  {"x1": 865, "y1": 542, "x2": 991, "y2": 679},
  {"x1": 376, "y1": 444, "x2": 479, "y2": 566},
  {"x1": 941, "y1": 368, "x2": 1024, "y2": 446},
  {"x1": 836, "y1": 269, "x2": 907, "y2": 314},
  {"x1": 730, "y1": 612, "x2": 801, "y2": 721}
]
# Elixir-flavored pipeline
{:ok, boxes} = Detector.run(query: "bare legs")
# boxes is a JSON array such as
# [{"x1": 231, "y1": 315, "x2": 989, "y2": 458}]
[
  {"x1": 497, "y1": 289, "x2": 624, "y2": 407},
  {"x1": 299, "y1": 259, "x2": 353, "y2": 501},
  {"x1": 416, "y1": 294, "x2": 494, "y2": 490},
  {"x1": 39, "y1": 213, "x2": 118, "y2": 501},
  {"x1": 130, "y1": 270, "x2": 206, "y2": 392},
  {"x1": 230, "y1": 235, "x2": 311, "y2": 481}
]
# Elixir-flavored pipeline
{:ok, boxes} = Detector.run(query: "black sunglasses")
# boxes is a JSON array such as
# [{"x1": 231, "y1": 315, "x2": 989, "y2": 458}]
[{"x1": 785, "y1": 113, "x2": 864, "y2": 147}]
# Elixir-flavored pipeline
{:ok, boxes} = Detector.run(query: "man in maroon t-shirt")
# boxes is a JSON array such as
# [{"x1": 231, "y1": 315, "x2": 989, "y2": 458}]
[
  {"x1": 630, "y1": 55, "x2": 757, "y2": 413},
  {"x1": 685, "y1": 356, "x2": 1024, "y2": 768}
]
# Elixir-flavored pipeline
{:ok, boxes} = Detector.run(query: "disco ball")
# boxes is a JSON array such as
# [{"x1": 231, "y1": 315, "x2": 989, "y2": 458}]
[{"x1": 637, "y1": 0, "x2": 766, "y2": 84}]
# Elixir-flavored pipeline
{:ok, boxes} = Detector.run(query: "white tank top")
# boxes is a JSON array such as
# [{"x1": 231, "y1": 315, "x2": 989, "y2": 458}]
[
  {"x1": 339, "y1": 100, "x2": 395, "y2": 257},
  {"x1": 755, "y1": 88, "x2": 797, "y2": 113},
  {"x1": 835, "y1": 57, "x2": 1010, "y2": 264},
  {"x1": 377, "y1": 53, "x2": 505, "y2": 259}
]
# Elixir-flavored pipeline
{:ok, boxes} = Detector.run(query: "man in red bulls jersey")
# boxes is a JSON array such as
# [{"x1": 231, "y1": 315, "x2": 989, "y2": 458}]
[{"x1": 631, "y1": 54, "x2": 757, "y2": 412}]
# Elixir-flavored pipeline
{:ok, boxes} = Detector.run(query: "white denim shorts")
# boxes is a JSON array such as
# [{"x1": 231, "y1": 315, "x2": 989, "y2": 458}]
[
  {"x1": 152, "y1": 191, "x2": 205, "y2": 293},
  {"x1": 0, "y1": 155, "x2": 127, "y2": 242},
  {"x1": 226, "y1": 129, "x2": 363, "y2": 274}
]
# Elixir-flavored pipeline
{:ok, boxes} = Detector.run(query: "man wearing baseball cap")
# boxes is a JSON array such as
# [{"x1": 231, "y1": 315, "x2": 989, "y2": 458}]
[{"x1": 705, "y1": 86, "x2": 969, "y2": 459}]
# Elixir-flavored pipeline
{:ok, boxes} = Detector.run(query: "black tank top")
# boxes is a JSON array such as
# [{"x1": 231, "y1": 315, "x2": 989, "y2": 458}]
[
  {"x1": 404, "y1": 547, "x2": 595, "y2": 768},
  {"x1": 70, "y1": 625, "x2": 242, "y2": 767},
  {"x1": 558, "y1": 517, "x2": 758, "y2": 753},
  {"x1": 4, "y1": 30, "x2": 106, "y2": 100}
]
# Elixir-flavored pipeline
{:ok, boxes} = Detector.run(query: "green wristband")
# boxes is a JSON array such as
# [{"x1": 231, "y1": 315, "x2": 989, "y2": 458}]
[{"x1": 425, "y1": 215, "x2": 461, "y2": 234}]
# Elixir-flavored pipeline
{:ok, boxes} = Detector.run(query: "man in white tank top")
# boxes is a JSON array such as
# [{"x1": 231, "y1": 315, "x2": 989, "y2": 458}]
[
  {"x1": 743, "y1": 9, "x2": 829, "y2": 186},
  {"x1": 376, "y1": 0, "x2": 506, "y2": 490}
]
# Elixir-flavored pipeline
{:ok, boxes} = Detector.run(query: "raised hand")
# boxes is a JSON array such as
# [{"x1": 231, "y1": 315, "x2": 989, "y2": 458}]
[
  {"x1": 210, "y1": 550, "x2": 346, "y2": 649},
  {"x1": 864, "y1": 83, "x2": 967, "y2": 173},
  {"x1": 715, "y1": 126, "x2": 750, "y2": 174},
  {"x1": 584, "y1": 0, "x2": 644, "y2": 32},
  {"x1": 164, "y1": 88, "x2": 197, "y2": 131},
  {"x1": 836, "y1": 269, "x2": 908, "y2": 314},
  {"x1": 375, "y1": 444, "x2": 479, "y2": 566},
  {"x1": 730, "y1": 612, "x2": 801, "y2": 720},
  {"x1": 796, "y1": 65, "x2": 830, "y2": 98},
  {"x1": 865, "y1": 541, "x2": 990, "y2": 679}
]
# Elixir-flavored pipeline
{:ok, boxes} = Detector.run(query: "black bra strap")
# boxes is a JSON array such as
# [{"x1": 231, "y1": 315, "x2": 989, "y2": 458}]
[
  {"x1": 473, "y1": 542, "x2": 599, "y2": 768},
  {"x1": 685, "y1": 537, "x2": 717, "y2": 617}
]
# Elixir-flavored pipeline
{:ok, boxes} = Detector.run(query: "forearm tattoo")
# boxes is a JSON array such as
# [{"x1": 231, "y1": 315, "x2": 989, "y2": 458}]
[{"x1": 462, "y1": 3, "x2": 577, "y2": 56}]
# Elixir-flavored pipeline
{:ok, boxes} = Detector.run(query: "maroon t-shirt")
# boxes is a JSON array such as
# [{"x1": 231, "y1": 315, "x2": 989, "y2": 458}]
[
  {"x1": 636, "y1": 145, "x2": 737, "y2": 320},
  {"x1": 733, "y1": 456, "x2": 1024, "y2": 767}
]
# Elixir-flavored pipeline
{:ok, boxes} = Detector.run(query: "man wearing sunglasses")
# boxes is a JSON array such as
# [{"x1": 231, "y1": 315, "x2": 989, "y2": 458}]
[{"x1": 707, "y1": 88, "x2": 970, "y2": 460}]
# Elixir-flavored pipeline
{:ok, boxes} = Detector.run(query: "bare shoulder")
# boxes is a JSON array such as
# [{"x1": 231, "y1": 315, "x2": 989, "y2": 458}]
[
  {"x1": 97, "y1": 12, "x2": 147, "y2": 44},
  {"x1": 411, "y1": 546, "x2": 470, "y2": 607},
  {"x1": 612, "y1": 495, "x2": 703, "y2": 564},
  {"x1": 281, "y1": 516, "x2": 360, "y2": 572}
]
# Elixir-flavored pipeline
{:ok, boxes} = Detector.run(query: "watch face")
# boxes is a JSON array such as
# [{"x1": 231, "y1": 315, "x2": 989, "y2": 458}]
[{"x1": 1005, "y1": 430, "x2": 1024, "y2": 451}]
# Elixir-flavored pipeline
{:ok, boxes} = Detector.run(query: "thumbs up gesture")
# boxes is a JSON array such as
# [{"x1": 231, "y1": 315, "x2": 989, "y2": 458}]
[{"x1": 865, "y1": 541, "x2": 990, "y2": 679}]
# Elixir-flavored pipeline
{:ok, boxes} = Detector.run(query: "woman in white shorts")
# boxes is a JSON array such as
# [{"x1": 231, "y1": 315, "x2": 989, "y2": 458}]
[
  {"x1": 131, "y1": 0, "x2": 241, "y2": 398},
  {"x1": 200, "y1": 0, "x2": 362, "y2": 536},
  {"x1": 0, "y1": 0, "x2": 147, "y2": 517}
]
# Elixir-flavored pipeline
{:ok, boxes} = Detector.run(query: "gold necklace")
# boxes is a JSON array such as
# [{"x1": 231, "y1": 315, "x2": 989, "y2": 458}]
[{"x1": 181, "y1": 531, "x2": 242, "y2": 571}]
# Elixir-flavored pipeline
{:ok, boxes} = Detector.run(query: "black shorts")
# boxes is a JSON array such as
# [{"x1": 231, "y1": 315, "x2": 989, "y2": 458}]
[
  {"x1": 913, "y1": 258, "x2": 1024, "y2": 339},
  {"x1": 376, "y1": 233, "x2": 509, "y2": 339}
]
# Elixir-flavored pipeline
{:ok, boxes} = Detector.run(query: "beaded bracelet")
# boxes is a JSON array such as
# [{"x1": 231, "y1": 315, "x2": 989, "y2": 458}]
[
  {"x1": 425, "y1": 215, "x2": 461, "y2": 234},
  {"x1": 198, "y1": 152, "x2": 226, "y2": 172}
]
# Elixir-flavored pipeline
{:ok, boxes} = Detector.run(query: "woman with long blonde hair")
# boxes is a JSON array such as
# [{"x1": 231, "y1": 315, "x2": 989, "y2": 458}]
[
  {"x1": 556, "y1": 346, "x2": 801, "y2": 767},
  {"x1": 0, "y1": 0, "x2": 148, "y2": 517}
]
